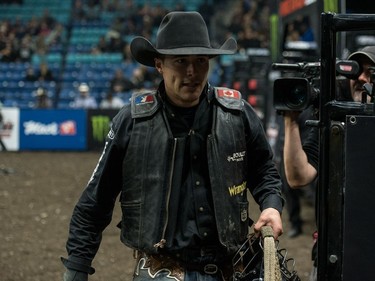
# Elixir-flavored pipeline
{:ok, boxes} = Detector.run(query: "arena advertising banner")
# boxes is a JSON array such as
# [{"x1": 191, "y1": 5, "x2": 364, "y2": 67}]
[
  {"x1": 279, "y1": 0, "x2": 316, "y2": 17},
  {"x1": 19, "y1": 109, "x2": 87, "y2": 150},
  {"x1": 87, "y1": 109, "x2": 119, "y2": 151},
  {"x1": 0, "y1": 107, "x2": 20, "y2": 151}
]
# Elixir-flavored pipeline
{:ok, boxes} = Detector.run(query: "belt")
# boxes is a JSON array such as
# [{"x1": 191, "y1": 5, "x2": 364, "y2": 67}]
[
  {"x1": 134, "y1": 252, "x2": 240, "y2": 281},
  {"x1": 166, "y1": 247, "x2": 228, "y2": 263}
]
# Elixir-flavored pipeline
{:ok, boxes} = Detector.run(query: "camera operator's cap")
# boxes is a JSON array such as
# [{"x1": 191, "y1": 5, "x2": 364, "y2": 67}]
[
  {"x1": 130, "y1": 11, "x2": 238, "y2": 67},
  {"x1": 348, "y1": 46, "x2": 375, "y2": 64}
]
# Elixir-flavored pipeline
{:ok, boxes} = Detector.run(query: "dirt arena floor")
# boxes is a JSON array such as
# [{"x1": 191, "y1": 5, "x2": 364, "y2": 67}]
[{"x1": 0, "y1": 151, "x2": 316, "y2": 281}]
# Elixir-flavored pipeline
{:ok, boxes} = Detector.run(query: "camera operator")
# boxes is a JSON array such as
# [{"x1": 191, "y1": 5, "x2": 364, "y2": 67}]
[
  {"x1": 282, "y1": 45, "x2": 375, "y2": 281},
  {"x1": 284, "y1": 46, "x2": 375, "y2": 188}
]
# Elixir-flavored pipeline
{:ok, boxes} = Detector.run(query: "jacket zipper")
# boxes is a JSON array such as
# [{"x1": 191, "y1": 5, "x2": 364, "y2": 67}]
[{"x1": 153, "y1": 137, "x2": 177, "y2": 249}]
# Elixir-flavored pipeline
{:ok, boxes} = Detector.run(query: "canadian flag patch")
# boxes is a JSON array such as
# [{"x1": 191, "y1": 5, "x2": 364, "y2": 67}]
[{"x1": 217, "y1": 89, "x2": 240, "y2": 99}]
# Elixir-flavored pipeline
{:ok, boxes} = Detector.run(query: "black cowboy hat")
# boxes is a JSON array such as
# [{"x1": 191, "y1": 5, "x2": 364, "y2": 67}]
[{"x1": 130, "y1": 11, "x2": 237, "y2": 67}]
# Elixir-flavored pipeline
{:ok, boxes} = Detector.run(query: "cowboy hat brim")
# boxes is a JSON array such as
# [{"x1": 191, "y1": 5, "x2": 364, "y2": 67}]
[{"x1": 130, "y1": 36, "x2": 238, "y2": 67}]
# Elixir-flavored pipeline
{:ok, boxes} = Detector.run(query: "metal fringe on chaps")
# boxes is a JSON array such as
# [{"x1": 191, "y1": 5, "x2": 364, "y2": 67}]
[{"x1": 261, "y1": 226, "x2": 282, "y2": 281}]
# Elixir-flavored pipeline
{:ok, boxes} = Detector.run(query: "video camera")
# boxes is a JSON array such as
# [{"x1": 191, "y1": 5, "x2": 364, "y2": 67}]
[{"x1": 272, "y1": 60, "x2": 362, "y2": 111}]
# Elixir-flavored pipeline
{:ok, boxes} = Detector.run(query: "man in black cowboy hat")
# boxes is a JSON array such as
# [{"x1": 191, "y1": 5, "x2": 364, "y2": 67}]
[{"x1": 62, "y1": 11, "x2": 284, "y2": 281}]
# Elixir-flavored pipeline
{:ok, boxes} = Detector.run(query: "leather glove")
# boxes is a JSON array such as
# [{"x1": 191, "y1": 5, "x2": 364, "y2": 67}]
[{"x1": 63, "y1": 269, "x2": 88, "y2": 281}]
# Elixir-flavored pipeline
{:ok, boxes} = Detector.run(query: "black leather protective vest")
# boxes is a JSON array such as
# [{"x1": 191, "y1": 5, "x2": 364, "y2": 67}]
[{"x1": 120, "y1": 87, "x2": 249, "y2": 254}]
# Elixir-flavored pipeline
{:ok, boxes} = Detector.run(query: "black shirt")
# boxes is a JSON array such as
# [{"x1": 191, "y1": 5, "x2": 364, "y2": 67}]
[{"x1": 162, "y1": 90, "x2": 222, "y2": 253}]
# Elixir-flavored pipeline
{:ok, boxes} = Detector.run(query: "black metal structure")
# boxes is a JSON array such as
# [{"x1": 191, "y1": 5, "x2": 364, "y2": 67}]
[{"x1": 318, "y1": 13, "x2": 375, "y2": 281}]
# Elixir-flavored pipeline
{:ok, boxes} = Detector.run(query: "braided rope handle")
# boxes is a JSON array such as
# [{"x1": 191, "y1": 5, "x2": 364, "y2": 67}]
[{"x1": 261, "y1": 226, "x2": 282, "y2": 281}]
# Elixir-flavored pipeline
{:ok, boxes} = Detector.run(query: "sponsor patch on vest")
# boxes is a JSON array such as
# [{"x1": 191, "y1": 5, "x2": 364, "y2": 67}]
[
  {"x1": 241, "y1": 209, "x2": 247, "y2": 222},
  {"x1": 227, "y1": 151, "x2": 246, "y2": 162},
  {"x1": 135, "y1": 94, "x2": 154, "y2": 105},
  {"x1": 228, "y1": 181, "x2": 247, "y2": 196},
  {"x1": 217, "y1": 89, "x2": 240, "y2": 99},
  {"x1": 107, "y1": 128, "x2": 115, "y2": 140}
]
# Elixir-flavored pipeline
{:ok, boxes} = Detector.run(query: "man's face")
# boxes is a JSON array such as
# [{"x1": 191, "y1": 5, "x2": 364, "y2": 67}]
[
  {"x1": 80, "y1": 90, "x2": 89, "y2": 98},
  {"x1": 155, "y1": 55, "x2": 209, "y2": 107},
  {"x1": 350, "y1": 57, "x2": 374, "y2": 102}
]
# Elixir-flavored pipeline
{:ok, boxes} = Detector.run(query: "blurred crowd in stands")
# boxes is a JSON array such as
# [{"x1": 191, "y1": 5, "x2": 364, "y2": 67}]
[
  {"x1": 0, "y1": 0, "x2": 275, "y2": 109},
  {"x1": 0, "y1": 1, "x2": 66, "y2": 63}
]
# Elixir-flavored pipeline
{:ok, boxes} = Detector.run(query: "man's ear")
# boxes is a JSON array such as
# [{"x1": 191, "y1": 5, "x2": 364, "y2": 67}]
[{"x1": 154, "y1": 58, "x2": 163, "y2": 74}]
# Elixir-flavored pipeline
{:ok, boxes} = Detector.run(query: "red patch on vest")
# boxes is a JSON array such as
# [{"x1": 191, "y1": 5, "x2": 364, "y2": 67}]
[{"x1": 217, "y1": 89, "x2": 240, "y2": 99}]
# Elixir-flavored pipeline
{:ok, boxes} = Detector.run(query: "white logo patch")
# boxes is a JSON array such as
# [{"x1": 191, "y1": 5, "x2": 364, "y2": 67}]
[
  {"x1": 108, "y1": 128, "x2": 115, "y2": 140},
  {"x1": 227, "y1": 151, "x2": 246, "y2": 162}
]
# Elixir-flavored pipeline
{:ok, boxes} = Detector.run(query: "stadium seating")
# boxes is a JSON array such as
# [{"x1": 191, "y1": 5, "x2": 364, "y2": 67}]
[{"x1": 0, "y1": 0, "x2": 218, "y2": 108}]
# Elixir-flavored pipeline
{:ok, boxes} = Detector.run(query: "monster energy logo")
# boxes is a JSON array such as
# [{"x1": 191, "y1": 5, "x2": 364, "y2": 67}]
[{"x1": 92, "y1": 115, "x2": 111, "y2": 142}]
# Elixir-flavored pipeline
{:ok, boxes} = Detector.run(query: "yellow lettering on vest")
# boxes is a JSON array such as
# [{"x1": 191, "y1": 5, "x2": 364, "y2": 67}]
[{"x1": 228, "y1": 181, "x2": 247, "y2": 196}]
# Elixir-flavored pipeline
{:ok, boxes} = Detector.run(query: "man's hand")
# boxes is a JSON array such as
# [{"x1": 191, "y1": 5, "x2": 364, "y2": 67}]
[
  {"x1": 283, "y1": 110, "x2": 301, "y2": 123},
  {"x1": 253, "y1": 208, "x2": 283, "y2": 240},
  {"x1": 63, "y1": 269, "x2": 88, "y2": 281}
]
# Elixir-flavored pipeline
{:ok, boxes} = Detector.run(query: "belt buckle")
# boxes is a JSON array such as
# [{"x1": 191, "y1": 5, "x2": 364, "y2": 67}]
[{"x1": 204, "y1": 264, "x2": 218, "y2": 275}]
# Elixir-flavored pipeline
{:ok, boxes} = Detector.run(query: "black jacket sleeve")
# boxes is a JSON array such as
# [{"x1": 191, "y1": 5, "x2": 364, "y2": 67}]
[
  {"x1": 242, "y1": 101, "x2": 285, "y2": 213},
  {"x1": 62, "y1": 106, "x2": 132, "y2": 272}
]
